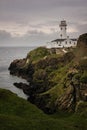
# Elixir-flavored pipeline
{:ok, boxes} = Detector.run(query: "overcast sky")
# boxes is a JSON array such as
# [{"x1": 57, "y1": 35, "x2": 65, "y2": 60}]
[{"x1": 0, "y1": 0, "x2": 87, "y2": 46}]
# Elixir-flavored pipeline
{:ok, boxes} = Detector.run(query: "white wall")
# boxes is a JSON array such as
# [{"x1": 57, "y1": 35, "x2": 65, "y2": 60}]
[
  {"x1": 60, "y1": 26, "x2": 67, "y2": 39},
  {"x1": 63, "y1": 39, "x2": 77, "y2": 47},
  {"x1": 46, "y1": 39, "x2": 77, "y2": 49}
]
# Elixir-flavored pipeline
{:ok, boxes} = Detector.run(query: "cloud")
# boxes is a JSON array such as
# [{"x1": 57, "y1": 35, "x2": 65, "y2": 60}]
[
  {"x1": 0, "y1": 0, "x2": 87, "y2": 46},
  {"x1": 0, "y1": 30, "x2": 12, "y2": 40},
  {"x1": 0, "y1": 0, "x2": 87, "y2": 23},
  {"x1": 0, "y1": 29, "x2": 58, "y2": 46},
  {"x1": 0, "y1": 20, "x2": 59, "y2": 37}
]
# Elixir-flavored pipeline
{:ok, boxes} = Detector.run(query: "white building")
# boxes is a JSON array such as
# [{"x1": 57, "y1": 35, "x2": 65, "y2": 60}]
[{"x1": 47, "y1": 20, "x2": 77, "y2": 49}]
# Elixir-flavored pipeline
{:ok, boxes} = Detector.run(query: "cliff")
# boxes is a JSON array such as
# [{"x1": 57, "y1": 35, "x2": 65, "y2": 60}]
[{"x1": 9, "y1": 33, "x2": 87, "y2": 114}]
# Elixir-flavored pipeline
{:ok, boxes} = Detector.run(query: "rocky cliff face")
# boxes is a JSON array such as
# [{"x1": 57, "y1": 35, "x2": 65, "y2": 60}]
[{"x1": 9, "y1": 33, "x2": 87, "y2": 114}]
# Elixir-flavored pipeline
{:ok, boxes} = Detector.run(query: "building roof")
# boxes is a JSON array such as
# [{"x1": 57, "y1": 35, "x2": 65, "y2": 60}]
[
  {"x1": 52, "y1": 38, "x2": 77, "y2": 42},
  {"x1": 59, "y1": 21, "x2": 67, "y2": 27},
  {"x1": 70, "y1": 39, "x2": 78, "y2": 41},
  {"x1": 52, "y1": 39, "x2": 66, "y2": 42}
]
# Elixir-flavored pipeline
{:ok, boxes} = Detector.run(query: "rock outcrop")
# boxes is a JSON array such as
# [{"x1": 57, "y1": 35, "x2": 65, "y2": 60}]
[{"x1": 9, "y1": 34, "x2": 87, "y2": 114}]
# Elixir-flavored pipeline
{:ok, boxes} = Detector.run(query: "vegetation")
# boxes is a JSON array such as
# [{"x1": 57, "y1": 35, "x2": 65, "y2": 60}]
[
  {"x1": 27, "y1": 47, "x2": 50, "y2": 63},
  {"x1": 77, "y1": 33, "x2": 87, "y2": 46},
  {"x1": 0, "y1": 88, "x2": 87, "y2": 130},
  {"x1": 80, "y1": 71, "x2": 87, "y2": 83}
]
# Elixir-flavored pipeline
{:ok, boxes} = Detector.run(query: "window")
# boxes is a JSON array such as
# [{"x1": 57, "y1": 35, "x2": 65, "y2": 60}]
[
  {"x1": 61, "y1": 28, "x2": 62, "y2": 30},
  {"x1": 65, "y1": 41, "x2": 67, "y2": 44},
  {"x1": 69, "y1": 41, "x2": 71, "y2": 44},
  {"x1": 60, "y1": 34, "x2": 62, "y2": 38}
]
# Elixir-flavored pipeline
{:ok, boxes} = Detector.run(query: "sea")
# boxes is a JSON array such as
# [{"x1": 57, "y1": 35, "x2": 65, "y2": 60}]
[{"x1": 0, "y1": 46, "x2": 36, "y2": 99}]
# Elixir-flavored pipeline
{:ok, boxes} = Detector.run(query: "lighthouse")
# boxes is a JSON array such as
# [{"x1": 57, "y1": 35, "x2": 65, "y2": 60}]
[
  {"x1": 46, "y1": 20, "x2": 77, "y2": 49},
  {"x1": 59, "y1": 20, "x2": 67, "y2": 39}
]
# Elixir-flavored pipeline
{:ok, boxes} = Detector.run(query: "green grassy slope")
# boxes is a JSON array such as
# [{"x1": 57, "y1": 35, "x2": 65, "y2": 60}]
[
  {"x1": 0, "y1": 88, "x2": 87, "y2": 130},
  {"x1": 27, "y1": 47, "x2": 50, "y2": 63}
]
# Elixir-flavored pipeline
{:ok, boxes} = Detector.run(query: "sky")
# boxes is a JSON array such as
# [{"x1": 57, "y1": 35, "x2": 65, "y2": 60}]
[{"x1": 0, "y1": 0, "x2": 87, "y2": 46}]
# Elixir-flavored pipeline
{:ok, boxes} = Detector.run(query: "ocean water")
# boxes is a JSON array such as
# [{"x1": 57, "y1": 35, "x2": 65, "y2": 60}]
[{"x1": 0, "y1": 46, "x2": 36, "y2": 99}]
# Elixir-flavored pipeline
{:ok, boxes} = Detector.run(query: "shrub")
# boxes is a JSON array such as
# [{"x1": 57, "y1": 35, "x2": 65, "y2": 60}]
[
  {"x1": 79, "y1": 59, "x2": 87, "y2": 70},
  {"x1": 80, "y1": 72, "x2": 87, "y2": 83},
  {"x1": 73, "y1": 73, "x2": 81, "y2": 80},
  {"x1": 27, "y1": 47, "x2": 50, "y2": 62}
]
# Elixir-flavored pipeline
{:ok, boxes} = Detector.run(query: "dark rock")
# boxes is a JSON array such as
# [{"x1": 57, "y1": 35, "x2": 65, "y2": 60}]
[
  {"x1": 28, "y1": 94, "x2": 56, "y2": 114},
  {"x1": 14, "y1": 82, "x2": 31, "y2": 95}
]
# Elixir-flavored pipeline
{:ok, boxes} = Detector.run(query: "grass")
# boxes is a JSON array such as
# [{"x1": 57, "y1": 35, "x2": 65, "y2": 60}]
[
  {"x1": 27, "y1": 47, "x2": 50, "y2": 63},
  {"x1": 42, "y1": 63, "x2": 71, "y2": 101},
  {"x1": 0, "y1": 88, "x2": 87, "y2": 130}
]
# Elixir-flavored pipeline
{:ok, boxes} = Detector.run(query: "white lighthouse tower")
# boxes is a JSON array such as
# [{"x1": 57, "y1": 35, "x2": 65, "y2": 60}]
[
  {"x1": 59, "y1": 20, "x2": 67, "y2": 39},
  {"x1": 46, "y1": 20, "x2": 77, "y2": 49}
]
